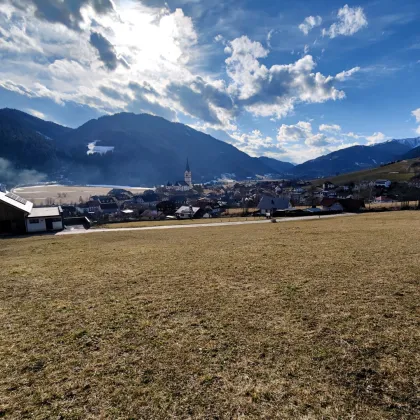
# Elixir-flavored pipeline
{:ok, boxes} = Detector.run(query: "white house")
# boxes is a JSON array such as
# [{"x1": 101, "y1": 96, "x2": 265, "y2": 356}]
[
  {"x1": 26, "y1": 207, "x2": 63, "y2": 233},
  {"x1": 257, "y1": 196, "x2": 291, "y2": 215},
  {"x1": 375, "y1": 179, "x2": 391, "y2": 188}
]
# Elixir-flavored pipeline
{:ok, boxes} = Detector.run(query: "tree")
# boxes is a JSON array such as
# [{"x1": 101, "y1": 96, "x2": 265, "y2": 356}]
[{"x1": 45, "y1": 197, "x2": 55, "y2": 206}]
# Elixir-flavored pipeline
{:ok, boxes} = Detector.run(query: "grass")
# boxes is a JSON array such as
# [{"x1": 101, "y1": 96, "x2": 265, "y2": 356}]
[
  {"x1": 1, "y1": 212, "x2": 419, "y2": 418},
  {"x1": 101, "y1": 215, "x2": 266, "y2": 229},
  {"x1": 313, "y1": 158, "x2": 420, "y2": 185}
]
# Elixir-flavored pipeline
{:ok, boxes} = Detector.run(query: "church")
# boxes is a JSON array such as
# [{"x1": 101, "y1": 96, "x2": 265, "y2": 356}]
[{"x1": 166, "y1": 159, "x2": 193, "y2": 192}]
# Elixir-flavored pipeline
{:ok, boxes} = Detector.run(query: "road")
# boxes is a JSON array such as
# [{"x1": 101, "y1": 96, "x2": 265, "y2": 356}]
[{"x1": 57, "y1": 213, "x2": 357, "y2": 235}]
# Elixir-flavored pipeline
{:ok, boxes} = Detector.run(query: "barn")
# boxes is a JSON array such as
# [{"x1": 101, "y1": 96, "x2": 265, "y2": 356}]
[
  {"x1": 0, "y1": 187, "x2": 33, "y2": 234},
  {"x1": 0, "y1": 185, "x2": 63, "y2": 234}
]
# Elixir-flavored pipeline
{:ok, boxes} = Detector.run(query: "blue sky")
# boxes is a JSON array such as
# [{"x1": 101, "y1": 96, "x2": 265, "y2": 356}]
[{"x1": 0, "y1": 0, "x2": 420, "y2": 163}]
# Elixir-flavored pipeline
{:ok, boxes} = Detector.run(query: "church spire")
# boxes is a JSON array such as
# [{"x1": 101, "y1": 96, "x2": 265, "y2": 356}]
[{"x1": 184, "y1": 157, "x2": 192, "y2": 186}]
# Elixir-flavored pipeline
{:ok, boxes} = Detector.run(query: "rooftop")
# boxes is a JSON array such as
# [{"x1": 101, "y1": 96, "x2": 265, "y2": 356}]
[
  {"x1": 0, "y1": 189, "x2": 33, "y2": 214},
  {"x1": 28, "y1": 206, "x2": 62, "y2": 218}
]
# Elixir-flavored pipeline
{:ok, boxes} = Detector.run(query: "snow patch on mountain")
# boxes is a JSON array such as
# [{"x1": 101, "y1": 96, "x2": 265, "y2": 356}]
[
  {"x1": 394, "y1": 137, "x2": 420, "y2": 149},
  {"x1": 87, "y1": 141, "x2": 115, "y2": 155}
]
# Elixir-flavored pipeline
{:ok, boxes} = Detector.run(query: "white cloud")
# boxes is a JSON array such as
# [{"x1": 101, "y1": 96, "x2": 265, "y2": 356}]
[
  {"x1": 299, "y1": 16, "x2": 322, "y2": 35},
  {"x1": 412, "y1": 108, "x2": 420, "y2": 135},
  {"x1": 346, "y1": 131, "x2": 363, "y2": 139},
  {"x1": 0, "y1": 1, "x2": 206, "y2": 122},
  {"x1": 335, "y1": 66, "x2": 360, "y2": 81},
  {"x1": 412, "y1": 108, "x2": 420, "y2": 123},
  {"x1": 230, "y1": 129, "x2": 285, "y2": 157},
  {"x1": 366, "y1": 132, "x2": 387, "y2": 145},
  {"x1": 277, "y1": 121, "x2": 312, "y2": 142},
  {"x1": 319, "y1": 124, "x2": 341, "y2": 132},
  {"x1": 272, "y1": 120, "x2": 389, "y2": 162},
  {"x1": 25, "y1": 109, "x2": 46, "y2": 119},
  {"x1": 224, "y1": 36, "x2": 357, "y2": 120},
  {"x1": 303, "y1": 44, "x2": 310, "y2": 54},
  {"x1": 322, "y1": 5, "x2": 368, "y2": 38},
  {"x1": 305, "y1": 133, "x2": 330, "y2": 147},
  {"x1": 225, "y1": 35, "x2": 269, "y2": 100}
]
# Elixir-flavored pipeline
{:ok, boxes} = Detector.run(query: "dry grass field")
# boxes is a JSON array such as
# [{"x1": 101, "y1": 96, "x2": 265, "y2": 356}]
[
  {"x1": 1, "y1": 212, "x2": 419, "y2": 418},
  {"x1": 13, "y1": 185, "x2": 148, "y2": 206},
  {"x1": 102, "y1": 216, "x2": 266, "y2": 229}
]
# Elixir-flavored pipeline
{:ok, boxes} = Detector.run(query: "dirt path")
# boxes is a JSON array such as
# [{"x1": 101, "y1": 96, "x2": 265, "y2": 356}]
[{"x1": 56, "y1": 213, "x2": 357, "y2": 235}]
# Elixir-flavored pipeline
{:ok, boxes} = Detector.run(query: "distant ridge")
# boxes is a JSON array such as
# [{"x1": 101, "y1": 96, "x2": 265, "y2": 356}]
[{"x1": 1, "y1": 107, "x2": 420, "y2": 184}]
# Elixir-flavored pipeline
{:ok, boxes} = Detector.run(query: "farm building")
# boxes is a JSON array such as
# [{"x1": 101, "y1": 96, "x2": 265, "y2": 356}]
[
  {"x1": 0, "y1": 185, "x2": 63, "y2": 234},
  {"x1": 26, "y1": 207, "x2": 63, "y2": 233},
  {"x1": 0, "y1": 187, "x2": 33, "y2": 233}
]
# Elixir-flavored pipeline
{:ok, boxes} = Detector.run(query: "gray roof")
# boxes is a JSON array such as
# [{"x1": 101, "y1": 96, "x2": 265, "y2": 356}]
[
  {"x1": 28, "y1": 206, "x2": 62, "y2": 218},
  {"x1": 0, "y1": 190, "x2": 33, "y2": 214},
  {"x1": 257, "y1": 196, "x2": 290, "y2": 210},
  {"x1": 175, "y1": 206, "x2": 200, "y2": 215}
]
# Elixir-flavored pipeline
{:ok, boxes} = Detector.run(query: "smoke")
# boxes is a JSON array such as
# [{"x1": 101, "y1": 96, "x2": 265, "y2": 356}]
[{"x1": 0, "y1": 158, "x2": 47, "y2": 187}]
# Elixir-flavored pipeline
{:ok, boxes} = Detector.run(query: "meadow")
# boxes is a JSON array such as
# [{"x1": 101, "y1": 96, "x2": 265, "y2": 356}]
[
  {"x1": 1, "y1": 212, "x2": 419, "y2": 418},
  {"x1": 13, "y1": 185, "x2": 148, "y2": 206}
]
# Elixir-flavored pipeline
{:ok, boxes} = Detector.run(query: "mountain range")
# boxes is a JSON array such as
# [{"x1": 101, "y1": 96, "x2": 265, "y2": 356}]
[{"x1": 1, "y1": 108, "x2": 420, "y2": 186}]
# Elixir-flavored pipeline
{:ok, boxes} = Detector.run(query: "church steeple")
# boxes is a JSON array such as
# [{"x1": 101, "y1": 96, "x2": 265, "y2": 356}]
[{"x1": 184, "y1": 158, "x2": 192, "y2": 186}]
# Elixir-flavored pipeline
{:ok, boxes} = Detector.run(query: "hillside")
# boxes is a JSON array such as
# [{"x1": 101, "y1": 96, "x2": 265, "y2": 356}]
[
  {"x1": 403, "y1": 144, "x2": 420, "y2": 159},
  {"x1": 0, "y1": 110, "x2": 275, "y2": 185},
  {"x1": 256, "y1": 156, "x2": 295, "y2": 174},
  {"x1": 292, "y1": 141, "x2": 412, "y2": 179},
  {"x1": 58, "y1": 112, "x2": 275, "y2": 184},
  {"x1": 313, "y1": 158, "x2": 420, "y2": 185},
  {"x1": 2, "y1": 107, "x2": 420, "y2": 185}
]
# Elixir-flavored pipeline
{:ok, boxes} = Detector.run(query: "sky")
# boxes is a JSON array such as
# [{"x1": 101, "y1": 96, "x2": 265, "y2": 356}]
[{"x1": 0, "y1": 0, "x2": 420, "y2": 163}]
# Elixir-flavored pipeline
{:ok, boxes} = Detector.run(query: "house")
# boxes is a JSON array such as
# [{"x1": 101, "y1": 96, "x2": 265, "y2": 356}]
[
  {"x1": 375, "y1": 196, "x2": 393, "y2": 203},
  {"x1": 26, "y1": 207, "x2": 64, "y2": 233},
  {"x1": 321, "y1": 198, "x2": 365, "y2": 212},
  {"x1": 320, "y1": 198, "x2": 344, "y2": 212},
  {"x1": 375, "y1": 179, "x2": 391, "y2": 188},
  {"x1": 61, "y1": 205, "x2": 77, "y2": 218},
  {"x1": 76, "y1": 203, "x2": 90, "y2": 214},
  {"x1": 0, "y1": 186, "x2": 33, "y2": 234},
  {"x1": 175, "y1": 205, "x2": 201, "y2": 219},
  {"x1": 87, "y1": 200, "x2": 101, "y2": 213},
  {"x1": 257, "y1": 196, "x2": 291, "y2": 215},
  {"x1": 91, "y1": 195, "x2": 115, "y2": 204},
  {"x1": 100, "y1": 202, "x2": 119, "y2": 214},
  {"x1": 323, "y1": 181, "x2": 335, "y2": 190},
  {"x1": 140, "y1": 209, "x2": 164, "y2": 220}
]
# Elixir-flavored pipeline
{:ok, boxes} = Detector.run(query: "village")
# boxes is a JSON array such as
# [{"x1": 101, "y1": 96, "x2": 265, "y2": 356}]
[{"x1": 1, "y1": 159, "x2": 420, "y2": 235}]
